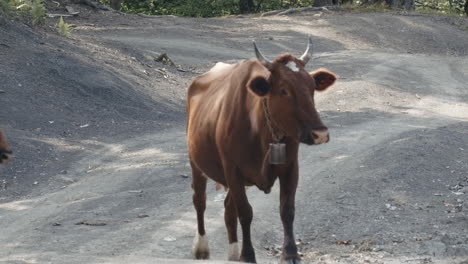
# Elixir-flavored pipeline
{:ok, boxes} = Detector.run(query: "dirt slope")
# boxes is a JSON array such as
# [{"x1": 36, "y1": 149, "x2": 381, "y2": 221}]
[{"x1": 1, "y1": 7, "x2": 468, "y2": 264}]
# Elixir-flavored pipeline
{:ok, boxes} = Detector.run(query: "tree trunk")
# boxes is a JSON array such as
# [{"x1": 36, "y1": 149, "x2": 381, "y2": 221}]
[
  {"x1": 313, "y1": 0, "x2": 333, "y2": 6},
  {"x1": 72, "y1": 0, "x2": 112, "y2": 10},
  {"x1": 109, "y1": 0, "x2": 122, "y2": 10},
  {"x1": 404, "y1": 0, "x2": 414, "y2": 10},
  {"x1": 239, "y1": 0, "x2": 254, "y2": 13}
]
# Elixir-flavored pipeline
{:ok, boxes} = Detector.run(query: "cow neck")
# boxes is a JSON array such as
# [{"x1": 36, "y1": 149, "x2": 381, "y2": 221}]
[{"x1": 261, "y1": 98, "x2": 285, "y2": 143}]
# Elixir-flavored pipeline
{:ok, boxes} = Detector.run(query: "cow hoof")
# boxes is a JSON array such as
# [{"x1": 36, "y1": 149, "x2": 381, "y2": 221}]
[
  {"x1": 240, "y1": 252, "x2": 256, "y2": 263},
  {"x1": 194, "y1": 250, "x2": 210, "y2": 260},
  {"x1": 0, "y1": 150, "x2": 12, "y2": 165},
  {"x1": 192, "y1": 233, "x2": 210, "y2": 260},
  {"x1": 280, "y1": 257, "x2": 301, "y2": 264}
]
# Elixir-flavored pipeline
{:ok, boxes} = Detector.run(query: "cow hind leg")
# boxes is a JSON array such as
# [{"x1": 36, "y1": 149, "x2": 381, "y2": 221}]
[
  {"x1": 191, "y1": 164, "x2": 210, "y2": 259},
  {"x1": 225, "y1": 167, "x2": 256, "y2": 263},
  {"x1": 224, "y1": 191, "x2": 240, "y2": 261}
]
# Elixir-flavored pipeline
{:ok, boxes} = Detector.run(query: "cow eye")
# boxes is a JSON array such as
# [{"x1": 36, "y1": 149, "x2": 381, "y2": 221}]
[{"x1": 280, "y1": 89, "x2": 288, "y2": 96}]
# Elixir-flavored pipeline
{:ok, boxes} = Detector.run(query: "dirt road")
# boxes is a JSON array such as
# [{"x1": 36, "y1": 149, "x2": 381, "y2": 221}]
[{"x1": 1, "y1": 7, "x2": 468, "y2": 264}]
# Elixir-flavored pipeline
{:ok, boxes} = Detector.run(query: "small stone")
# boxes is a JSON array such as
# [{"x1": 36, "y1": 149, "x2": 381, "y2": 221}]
[
  {"x1": 337, "y1": 194, "x2": 347, "y2": 200},
  {"x1": 163, "y1": 236, "x2": 176, "y2": 242},
  {"x1": 75, "y1": 221, "x2": 107, "y2": 226}
]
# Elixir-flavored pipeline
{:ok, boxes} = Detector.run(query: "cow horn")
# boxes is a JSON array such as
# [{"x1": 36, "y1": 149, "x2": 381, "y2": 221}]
[
  {"x1": 299, "y1": 37, "x2": 313, "y2": 65},
  {"x1": 253, "y1": 41, "x2": 272, "y2": 67}
]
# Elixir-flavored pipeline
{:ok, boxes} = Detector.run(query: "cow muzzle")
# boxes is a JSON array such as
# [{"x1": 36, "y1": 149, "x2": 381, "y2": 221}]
[{"x1": 301, "y1": 128, "x2": 329, "y2": 145}]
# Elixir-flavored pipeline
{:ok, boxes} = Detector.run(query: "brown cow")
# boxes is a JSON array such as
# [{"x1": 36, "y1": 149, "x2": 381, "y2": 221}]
[
  {"x1": 187, "y1": 38, "x2": 336, "y2": 263},
  {"x1": 0, "y1": 130, "x2": 12, "y2": 165}
]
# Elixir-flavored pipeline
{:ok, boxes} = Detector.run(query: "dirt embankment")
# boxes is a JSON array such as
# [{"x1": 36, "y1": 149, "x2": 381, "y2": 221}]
[
  {"x1": 1, "y1": 5, "x2": 468, "y2": 264},
  {"x1": 0, "y1": 10, "x2": 194, "y2": 200}
]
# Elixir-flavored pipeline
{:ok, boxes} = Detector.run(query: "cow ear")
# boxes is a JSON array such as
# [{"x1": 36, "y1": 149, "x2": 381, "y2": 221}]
[
  {"x1": 248, "y1": 76, "x2": 270, "y2": 97},
  {"x1": 310, "y1": 69, "x2": 336, "y2": 91}
]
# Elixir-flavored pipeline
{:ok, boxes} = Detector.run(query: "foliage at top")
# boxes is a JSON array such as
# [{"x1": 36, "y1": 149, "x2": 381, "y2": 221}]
[
  {"x1": 0, "y1": 0, "x2": 47, "y2": 25},
  {"x1": 416, "y1": 0, "x2": 467, "y2": 15},
  {"x1": 101, "y1": 0, "x2": 466, "y2": 17},
  {"x1": 100, "y1": 0, "x2": 314, "y2": 17}
]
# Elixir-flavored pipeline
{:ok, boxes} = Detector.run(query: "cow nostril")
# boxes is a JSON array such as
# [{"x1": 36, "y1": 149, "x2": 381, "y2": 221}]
[{"x1": 311, "y1": 132, "x2": 319, "y2": 140}]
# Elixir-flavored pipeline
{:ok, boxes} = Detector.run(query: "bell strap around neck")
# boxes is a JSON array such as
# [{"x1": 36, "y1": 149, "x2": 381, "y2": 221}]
[{"x1": 261, "y1": 98, "x2": 285, "y2": 143}]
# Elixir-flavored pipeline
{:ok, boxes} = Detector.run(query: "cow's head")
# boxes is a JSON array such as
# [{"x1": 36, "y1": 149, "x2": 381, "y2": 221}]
[
  {"x1": 248, "y1": 38, "x2": 336, "y2": 145},
  {"x1": 0, "y1": 130, "x2": 12, "y2": 165}
]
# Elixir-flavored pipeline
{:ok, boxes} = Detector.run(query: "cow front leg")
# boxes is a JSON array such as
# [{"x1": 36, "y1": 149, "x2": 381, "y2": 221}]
[
  {"x1": 225, "y1": 166, "x2": 256, "y2": 263},
  {"x1": 224, "y1": 190, "x2": 240, "y2": 261},
  {"x1": 278, "y1": 163, "x2": 301, "y2": 264},
  {"x1": 191, "y1": 164, "x2": 210, "y2": 259}
]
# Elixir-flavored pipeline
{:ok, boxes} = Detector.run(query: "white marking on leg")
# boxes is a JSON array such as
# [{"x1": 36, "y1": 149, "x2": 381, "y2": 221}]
[
  {"x1": 192, "y1": 232, "x2": 209, "y2": 259},
  {"x1": 286, "y1": 61, "x2": 299, "y2": 72},
  {"x1": 228, "y1": 242, "x2": 240, "y2": 261}
]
